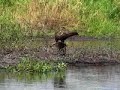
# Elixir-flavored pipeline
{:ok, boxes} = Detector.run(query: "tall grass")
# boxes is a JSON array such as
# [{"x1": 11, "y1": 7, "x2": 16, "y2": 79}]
[{"x1": 0, "y1": 0, "x2": 120, "y2": 42}]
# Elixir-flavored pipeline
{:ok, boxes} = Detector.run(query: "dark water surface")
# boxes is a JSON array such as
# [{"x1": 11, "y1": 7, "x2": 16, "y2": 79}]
[{"x1": 0, "y1": 65, "x2": 120, "y2": 90}]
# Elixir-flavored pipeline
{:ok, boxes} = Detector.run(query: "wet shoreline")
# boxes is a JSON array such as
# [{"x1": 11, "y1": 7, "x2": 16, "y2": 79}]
[{"x1": 0, "y1": 37, "x2": 120, "y2": 68}]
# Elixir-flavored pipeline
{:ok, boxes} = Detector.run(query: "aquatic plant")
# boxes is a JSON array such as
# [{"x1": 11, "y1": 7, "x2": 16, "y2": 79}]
[{"x1": 7, "y1": 57, "x2": 67, "y2": 73}]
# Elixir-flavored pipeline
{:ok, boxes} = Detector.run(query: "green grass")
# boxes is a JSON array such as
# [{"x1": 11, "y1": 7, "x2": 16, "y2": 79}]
[
  {"x1": 81, "y1": 0, "x2": 120, "y2": 38},
  {"x1": 6, "y1": 57, "x2": 67, "y2": 73},
  {"x1": 0, "y1": 0, "x2": 120, "y2": 43}
]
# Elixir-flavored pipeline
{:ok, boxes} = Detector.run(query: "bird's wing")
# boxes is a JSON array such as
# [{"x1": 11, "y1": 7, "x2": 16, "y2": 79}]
[
  {"x1": 61, "y1": 32, "x2": 78, "y2": 40},
  {"x1": 55, "y1": 31, "x2": 78, "y2": 41}
]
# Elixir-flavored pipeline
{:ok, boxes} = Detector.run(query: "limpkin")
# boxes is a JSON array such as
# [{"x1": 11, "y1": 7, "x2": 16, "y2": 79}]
[{"x1": 52, "y1": 30, "x2": 78, "y2": 55}]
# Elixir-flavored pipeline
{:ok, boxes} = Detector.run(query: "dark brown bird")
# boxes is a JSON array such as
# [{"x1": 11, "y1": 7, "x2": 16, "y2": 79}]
[
  {"x1": 52, "y1": 30, "x2": 78, "y2": 55},
  {"x1": 55, "y1": 31, "x2": 78, "y2": 43}
]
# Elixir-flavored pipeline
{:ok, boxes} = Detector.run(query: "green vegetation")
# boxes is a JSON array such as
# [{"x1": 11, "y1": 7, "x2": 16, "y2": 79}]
[
  {"x1": 82, "y1": 0, "x2": 120, "y2": 38},
  {"x1": 6, "y1": 57, "x2": 67, "y2": 73},
  {"x1": 0, "y1": 0, "x2": 120, "y2": 43}
]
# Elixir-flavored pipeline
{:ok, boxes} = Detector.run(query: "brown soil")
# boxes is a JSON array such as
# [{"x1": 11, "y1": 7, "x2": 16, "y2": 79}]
[{"x1": 0, "y1": 37, "x2": 120, "y2": 68}]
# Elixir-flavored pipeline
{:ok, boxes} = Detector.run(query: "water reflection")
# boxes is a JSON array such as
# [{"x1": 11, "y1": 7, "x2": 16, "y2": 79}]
[
  {"x1": 0, "y1": 71, "x2": 66, "y2": 90},
  {"x1": 0, "y1": 65, "x2": 120, "y2": 90},
  {"x1": 54, "y1": 72, "x2": 66, "y2": 88}
]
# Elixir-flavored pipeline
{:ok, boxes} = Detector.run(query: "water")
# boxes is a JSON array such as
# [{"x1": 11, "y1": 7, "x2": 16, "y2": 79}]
[
  {"x1": 0, "y1": 65, "x2": 120, "y2": 90},
  {"x1": 0, "y1": 39, "x2": 120, "y2": 90}
]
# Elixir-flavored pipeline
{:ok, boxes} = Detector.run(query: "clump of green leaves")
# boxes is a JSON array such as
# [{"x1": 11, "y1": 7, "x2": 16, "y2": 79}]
[{"x1": 7, "y1": 57, "x2": 67, "y2": 73}]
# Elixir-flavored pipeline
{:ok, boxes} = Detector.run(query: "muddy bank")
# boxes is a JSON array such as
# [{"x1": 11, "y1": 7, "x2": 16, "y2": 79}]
[
  {"x1": 0, "y1": 47, "x2": 120, "y2": 68},
  {"x1": 0, "y1": 37, "x2": 120, "y2": 68}
]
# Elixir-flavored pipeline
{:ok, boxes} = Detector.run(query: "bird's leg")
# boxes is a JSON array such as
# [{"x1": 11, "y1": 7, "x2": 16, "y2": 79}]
[
  {"x1": 64, "y1": 46, "x2": 66, "y2": 55},
  {"x1": 50, "y1": 40, "x2": 67, "y2": 56},
  {"x1": 59, "y1": 43, "x2": 66, "y2": 56},
  {"x1": 63, "y1": 44, "x2": 66, "y2": 55}
]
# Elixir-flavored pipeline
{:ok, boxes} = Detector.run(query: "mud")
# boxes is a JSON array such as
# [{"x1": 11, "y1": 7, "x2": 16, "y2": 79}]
[{"x1": 0, "y1": 37, "x2": 120, "y2": 68}]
